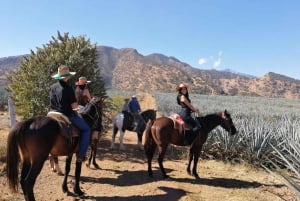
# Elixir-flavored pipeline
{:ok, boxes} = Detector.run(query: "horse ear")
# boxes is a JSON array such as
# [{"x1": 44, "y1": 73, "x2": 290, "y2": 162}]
[{"x1": 220, "y1": 111, "x2": 227, "y2": 119}]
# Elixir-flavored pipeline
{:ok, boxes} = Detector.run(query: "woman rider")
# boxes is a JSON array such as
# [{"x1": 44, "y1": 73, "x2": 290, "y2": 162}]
[{"x1": 176, "y1": 83, "x2": 201, "y2": 145}]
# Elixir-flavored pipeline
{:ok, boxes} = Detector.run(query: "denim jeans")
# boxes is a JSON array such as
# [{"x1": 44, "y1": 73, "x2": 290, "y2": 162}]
[{"x1": 69, "y1": 114, "x2": 91, "y2": 157}]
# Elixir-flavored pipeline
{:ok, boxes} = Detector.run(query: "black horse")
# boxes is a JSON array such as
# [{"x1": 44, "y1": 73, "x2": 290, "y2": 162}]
[
  {"x1": 111, "y1": 109, "x2": 157, "y2": 150},
  {"x1": 6, "y1": 97, "x2": 103, "y2": 201}
]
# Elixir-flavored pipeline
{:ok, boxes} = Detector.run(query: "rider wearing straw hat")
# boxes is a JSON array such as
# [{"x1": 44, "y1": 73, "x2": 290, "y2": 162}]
[
  {"x1": 50, "y1": 65, "x2": 90, "y2": 162},
  {"x1": 75, "y1": 77, "x2": 92, "y2": 106}
]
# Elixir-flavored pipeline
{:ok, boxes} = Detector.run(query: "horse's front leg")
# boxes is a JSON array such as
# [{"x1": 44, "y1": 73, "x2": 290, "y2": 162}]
[
  {"x1": 119, "y1": 129, "x2": 126, "y2": 150},
  {"x1": 137, "y1": 131, "x2": 144, "y2": 150},
  {"x1": 110, "y1": 128, "x2": 117, "y2": 149},
  {"x1": 191, "y1": 146, "x2": 202, "y2": 178},
  {"x1": 62, "y1": 155, "x2": 72, "y2": 193},
  {"x1": 91, "y1": 133, "x2": 100, "y2": 169},
  {"x1": 73, "y1": 160, "x2": 84, "y2": 196},
  {"x1": 187, "y1": 147, "x2": 193, "y2": 176}
]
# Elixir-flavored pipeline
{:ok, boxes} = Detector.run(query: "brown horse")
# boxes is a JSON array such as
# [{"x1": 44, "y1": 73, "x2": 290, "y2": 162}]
[
  {"x1": 144, "y1": 110, "x2": 237, "y2": 179},
  {"x1": 50, "y1": 97, "x2": 104, "y2": 172},
  {"x1": 6, "y1": 97, "x2": 103, "y2": 201}
]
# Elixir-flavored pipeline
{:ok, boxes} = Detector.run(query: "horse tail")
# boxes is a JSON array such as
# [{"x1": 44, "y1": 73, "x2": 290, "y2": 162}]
[
  {"x1": 144, "y1": 120, "x2": 154, "y2": 149},
  {"x1": 6, "y1": 119, "x2": 34, "y2": 193}
]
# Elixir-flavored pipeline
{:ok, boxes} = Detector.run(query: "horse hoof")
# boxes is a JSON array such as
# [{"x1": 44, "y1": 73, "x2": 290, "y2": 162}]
[
  {"x1": 57, "y1": 171, "x2": 64, "y2": 176},
  {"x1": 85, "y1": 163, "x2": 90, "y2": 168},
  {"x1": 93, "y1": 163, "x2": 100, "y2": 169},
  {"x1": 62, "y1": 185, "x2": 68, "y2": 194},
  {"x1": 163, "y1": 174, "x2": 169, "y2": 179},
  {"x1": 74, "y1": 188, "x2": 85, "y2": 196}
]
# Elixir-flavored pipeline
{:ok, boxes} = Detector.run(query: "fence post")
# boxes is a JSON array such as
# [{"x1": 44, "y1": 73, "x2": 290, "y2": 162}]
[{"x1": 8, "y1": 98, "x2": 16, "y2": 127}]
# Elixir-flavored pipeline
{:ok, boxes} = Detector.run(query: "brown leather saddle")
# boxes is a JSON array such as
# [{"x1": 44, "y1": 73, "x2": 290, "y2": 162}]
[
  {"x1": 47, "y1": 111, "x2": 80, "y2": 139},
  {"x1": 168, "y1": 113, "x2": 193, "y2": 135}
]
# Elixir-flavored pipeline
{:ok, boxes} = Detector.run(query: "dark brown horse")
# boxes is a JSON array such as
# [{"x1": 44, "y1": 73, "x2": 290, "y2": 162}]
[
  {"x1": 6, "y1": 97, "x2": 103, "y2": 201},
  {"x1": 144, "y1": 110, "x2": 237, "y2": 179}
]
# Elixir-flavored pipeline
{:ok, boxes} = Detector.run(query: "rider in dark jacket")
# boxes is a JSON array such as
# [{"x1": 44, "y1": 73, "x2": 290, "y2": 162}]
[
  {"x1": 129, "y1": 95, "x2": 143, "y2": 131},
  {"x1": 50, "y1": 65, "x2": 90, "y2": 162},
  {"x1": 176, "y1": 83, "x2": 201, "y2": 145}
]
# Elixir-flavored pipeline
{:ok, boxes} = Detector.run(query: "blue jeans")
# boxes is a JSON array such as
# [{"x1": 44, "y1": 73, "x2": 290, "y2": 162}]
[{"x1": 69, "y1": 114, "x2": 91, "y2": 157}]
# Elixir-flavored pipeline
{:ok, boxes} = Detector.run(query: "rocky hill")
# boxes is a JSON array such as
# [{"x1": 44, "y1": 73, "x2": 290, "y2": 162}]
[{"x1": 1, "y1": 46, "x2": 300, "y2": 99}]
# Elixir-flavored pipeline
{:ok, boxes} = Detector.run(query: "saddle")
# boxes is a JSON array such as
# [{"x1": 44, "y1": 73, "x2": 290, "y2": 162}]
[
  {"x1": 47, "y1": 111, "x2": 79, "y2": 139},
  {"x1": 168, "y1": 113, "x2": 192, "y2": 135}
]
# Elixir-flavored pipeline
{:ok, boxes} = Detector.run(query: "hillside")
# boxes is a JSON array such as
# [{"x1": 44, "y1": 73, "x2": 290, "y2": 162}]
[{"x1": 1, "y1": 46, "x2": 300, "y2": 99}]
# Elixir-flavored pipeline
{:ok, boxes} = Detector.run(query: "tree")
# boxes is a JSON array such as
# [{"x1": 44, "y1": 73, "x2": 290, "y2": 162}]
[{"x1": 6, "y1": 31, "x2": 106, "y2": 118}]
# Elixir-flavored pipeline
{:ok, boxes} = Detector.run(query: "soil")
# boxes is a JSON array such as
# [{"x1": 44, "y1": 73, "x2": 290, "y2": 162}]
[{"x1": 0, "y1": 93, "x2": 298, "y2": 201}]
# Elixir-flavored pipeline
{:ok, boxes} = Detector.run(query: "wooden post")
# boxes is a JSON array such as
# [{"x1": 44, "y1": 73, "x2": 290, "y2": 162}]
[{"x1": 8, "y1": 98, "x2": 16, "y2": 127}]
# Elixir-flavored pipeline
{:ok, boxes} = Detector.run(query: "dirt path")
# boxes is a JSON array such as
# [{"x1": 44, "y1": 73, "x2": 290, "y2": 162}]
[{"x1": 0, "y1": 94, "x2": 298, "y2": 201}]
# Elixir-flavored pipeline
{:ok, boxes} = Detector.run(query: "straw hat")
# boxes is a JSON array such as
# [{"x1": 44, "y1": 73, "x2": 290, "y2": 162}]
[
  {"x1": 52, "y1": 65, "x2": 76, "y2": 80},
  {"x1": 75, "y1": 77, "x2": 91, "y2": 85},
  {"x1": 176, "y1": 83, "x2": 188, "y2": 91}
]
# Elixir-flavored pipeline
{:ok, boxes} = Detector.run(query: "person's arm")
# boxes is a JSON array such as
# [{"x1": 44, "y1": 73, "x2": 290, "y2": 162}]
[
  {"x1": 83, "y1": 89, "x2": 92, "y2": 102},
  {"x1": 180, "y1": 95, "x2": 198, "y2": 112}
]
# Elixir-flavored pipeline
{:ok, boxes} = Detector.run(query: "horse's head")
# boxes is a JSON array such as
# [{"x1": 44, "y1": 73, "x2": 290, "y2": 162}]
[
  {"x1": 81, "y1": 97, "x2": 104, "y2": 122},
  {"x1": 219, "y1": 110, "x2": 237, "y2": 135},
  {"x1": 141, "y1": 109, "x2": 157, "y2": 122}
]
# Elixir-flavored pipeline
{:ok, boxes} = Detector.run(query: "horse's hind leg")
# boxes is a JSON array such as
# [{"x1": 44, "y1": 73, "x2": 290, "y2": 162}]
[
  {"x1": 145, "y1": 142, "x2": 157, "y2": 177},
  {"x1": 22, "y1": 159, "x2": 47, "y2": 201},
  {"x1": 20, "y1": 160, "x2": 31, "y2": 200},
  {"x1": 49, "y1": 155, "x2": 63, "y2": 175},
  {"x1": 157, "y1": 147, "x2": 169, "y2": 178},
  {"x1": 62, "y1": 155, "x2": 72, "y2": 193}
]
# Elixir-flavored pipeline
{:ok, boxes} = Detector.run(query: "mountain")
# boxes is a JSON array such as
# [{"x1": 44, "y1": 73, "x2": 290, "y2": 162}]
[{"x1": 1, "y1": 46, "x2": 300, "y2": 99}]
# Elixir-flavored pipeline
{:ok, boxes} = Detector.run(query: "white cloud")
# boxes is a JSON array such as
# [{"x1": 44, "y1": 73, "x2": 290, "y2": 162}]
[
  {"x1": 198, "y1": 58, "x2": 206, "y2": 65},
  {"x1": 213, "y1": 58, "x2": 221, "y2": 68},
  {"x1": 197, "y1": 50, "x2": 223, "y2": 68}
]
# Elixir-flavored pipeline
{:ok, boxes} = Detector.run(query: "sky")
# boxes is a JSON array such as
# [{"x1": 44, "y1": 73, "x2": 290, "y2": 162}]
[{"x1": 1, "y1": 0, "x2": 300, "y2": 80}]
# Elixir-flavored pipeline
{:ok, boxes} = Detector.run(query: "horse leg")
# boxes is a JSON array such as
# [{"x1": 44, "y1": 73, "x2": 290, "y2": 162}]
[
  {"x1": 137, "y1": 131, "x2": 144, "y2": 150},
  {"x1": 157, "y1": 146, "x2": 168, "y2": 178},
  {"x1": 92, "y1": 138, "x2": 100, "y2": 169},
  {"x1": 187, "y1": 148, "x2": 194, "y2": 176},
  {"x1": 191, "y1": 147, "x2": 202, "y2": 178},
  {"x1": 87, "y1": 134, "x2": 100, "y2": 169},
  {"x1": 86, "y1": 145, "x2": 92, "y2": 168},
  {"x1": 145, "y1": 141, "x2": 157, "y2": 177},
  {"x1": 62, "y1": 155, "x2": 72, "y2": 193},
  {"x1": 22, "y1": 159, "x2": 47, "y2": 201},
  {"x1": 119, "y1": 129, "x2": 126, "y2": 150},
  {"x1": 110, "y1": 126, "x2": 118, "y2": 149},
  {"x1": 50, "y1": 155, "x2": 63, "y2": 175},
  {"x1": 20, "y1": 160, "x2": 31, "y2": 200},
  {"x1": 73, "y1": 161, "x2": 84, "y2": 196}
]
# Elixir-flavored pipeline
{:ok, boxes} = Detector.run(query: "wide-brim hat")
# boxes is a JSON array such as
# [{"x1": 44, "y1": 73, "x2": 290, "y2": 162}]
[
  {"x1": 75, "y1": 77, "x2": 91, "y2": 85},
  {"x1": 52, "y1": 65, "x2": 76, "y2": 80},
  {"x1": 176, "y1": 83, "x2": 188, "y2": 91}
]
